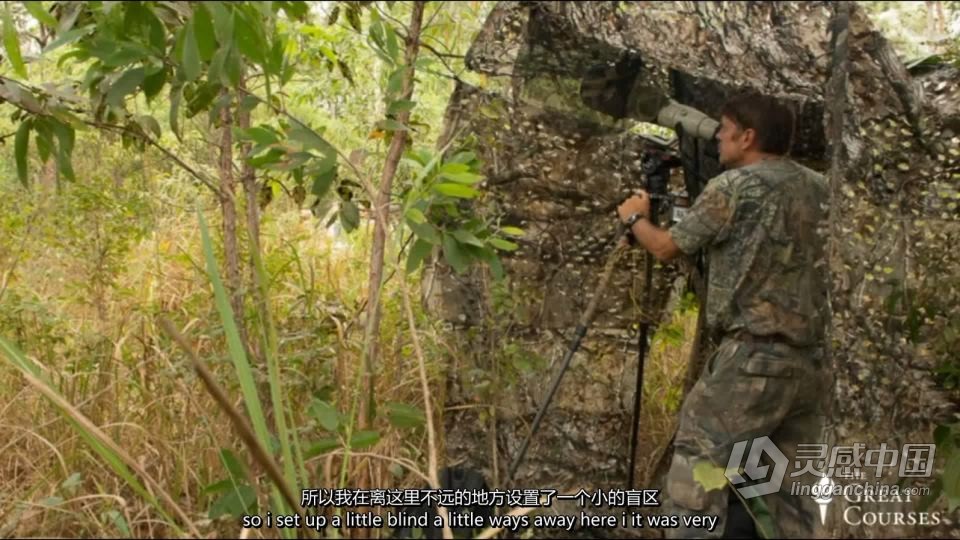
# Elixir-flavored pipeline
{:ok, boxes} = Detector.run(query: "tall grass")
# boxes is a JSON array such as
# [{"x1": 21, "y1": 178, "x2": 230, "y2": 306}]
[
  {"x1": 0, "y1": 173, "x2": 446, "y2": 537},
  {"x1": 0, "y1": 168, "x2": 697, "y2": 539}
]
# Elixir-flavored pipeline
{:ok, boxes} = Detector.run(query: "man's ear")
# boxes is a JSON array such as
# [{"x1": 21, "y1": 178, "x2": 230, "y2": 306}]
[{"x1": 741, "y1": 128, "x2": 758, "y2": 151}]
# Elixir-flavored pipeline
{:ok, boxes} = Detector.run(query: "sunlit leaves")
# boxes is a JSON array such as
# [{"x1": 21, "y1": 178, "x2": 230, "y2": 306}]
[
  {"x1": 400, "y1": 146, "x2": 507, "y2": 278},
  {"x1": 2, "y1": 4, "x2": 25, "y2": 78},
  {"x1": 432, "y1": 182, "x2": 478, "y2": 198},
  {"x1": 23, "y1": 2, "x2": 57, "y2": 28}
]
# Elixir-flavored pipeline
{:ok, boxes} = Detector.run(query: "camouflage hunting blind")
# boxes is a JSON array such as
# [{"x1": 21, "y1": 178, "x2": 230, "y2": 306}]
[{"x1": 424, "y1": 2, "x2": 960, "y2": 537}]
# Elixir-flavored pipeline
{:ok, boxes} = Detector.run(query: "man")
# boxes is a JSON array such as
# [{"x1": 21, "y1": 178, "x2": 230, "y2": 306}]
[{"x1": 617, "y1": 92, "x2": 830, "y2": 538}]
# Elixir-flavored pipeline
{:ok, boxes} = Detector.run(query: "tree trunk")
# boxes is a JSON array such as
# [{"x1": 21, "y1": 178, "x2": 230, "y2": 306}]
[
  {"x1": 359, "y1": 1, "x2": 426, "y2": 428},
  {"x1": 218, "y1": 93, "x2": 248, "y2": 353},
  {"x1": 236, "y1": 77, "x2": 263, "y2": 367}
]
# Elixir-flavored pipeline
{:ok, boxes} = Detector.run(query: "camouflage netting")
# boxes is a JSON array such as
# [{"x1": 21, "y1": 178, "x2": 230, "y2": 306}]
[{"x1": 424, "y1": 2, "x2": 960, "y2": 538}]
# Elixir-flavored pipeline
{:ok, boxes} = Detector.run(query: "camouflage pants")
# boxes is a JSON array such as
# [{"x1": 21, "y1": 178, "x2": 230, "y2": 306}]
[{"x1": 663, "y1": 336, "x2": 831, "y2": 539}]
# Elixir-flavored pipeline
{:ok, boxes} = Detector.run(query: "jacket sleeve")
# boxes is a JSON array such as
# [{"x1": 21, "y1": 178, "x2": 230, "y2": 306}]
[{"x1": 669, "y1": 172, "x2": 736, "y2": 255}]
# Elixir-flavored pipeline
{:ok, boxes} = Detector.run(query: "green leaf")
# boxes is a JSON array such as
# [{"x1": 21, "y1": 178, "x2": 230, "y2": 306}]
[
  {"x1": 448, "y1": 151, "x2": 476, "y2": 164},
  {"x1": 386, "y1": 66, "x2": 405, "y2": 98},
  {"x1": 692, "y1": 461, "x2": 729, "y2": 492},
  {"x1": 249, "y1": 148, "x2": 284, "y2": 168},
  {"x1": 136, "y1": 115, "x2": 161, "y2": 139},
  {"x1": 193, "y1": 4, "x2": 217, "y2": 61},
  {"x1": 408, "y1": 221, "x2": 440, "y2": 245},
  {"x1": 169, "y1": 83, "x2": 183, "y2": 141},
  {"x1": 384, "y1": 24, "x2": 400, "y2": 63},
  {"x1": 304, "y1": 438, "x2": 341, "y2": 459},
  {"x1": 14, "y1": 120, "x2": 30, "y2": 188},
  {"x1": 944, "y1": 453, "x2": 960, "y2": 504},
  {"x1": 279, "y1": 1, "x2": 308, "y2": 21},
  {"x1": 34, "y1": 120, "x2": 52, "y2": 163},
  {"x1": 224, "y1": 46, "x2": 243, "y2": 87},
  {"x1": 43, "y1": 25, "x2": 93, "y2": 53},
  {"x1": 24, "y1": 2, "x2": 58, "y2": 28},
  {"x1": 487, "y1": 252, "x2": 504, "y2": 281},
  {"x1": 349, "y1": 430, "x2": 380, "y2": 450},
  {"x1": 218, "y1": 448, "x2": 249, "y2": 483},
  {"x1": 209, "y1": 484, "x2": 256, "y2": 519},
  {"x1": 233, "y1": 9, "x2": 266, "y2": 65},
  {"x1": 439, "y1": 171, "x2": 484, "y2": 185},
  {"x1": 185, "y1": 82, "x2": 220, "y2": 118},
  {"x1": 142, "y1": 6, "x2": 166, "y2": 53},
  {"x1": 488, "y1": 238, "x2": 519, "y2": 252},
  {"x1": 106, "y1": 68, "x2": 146, "y2": 107},
  {"x1": 453, "y1": 230, "x2": 484, "y2": 248},
  {"x1": 309, "y1": 400, "x2": 340, "y2": 432},
  {"x1": 97, "y1": 41, "x2": 153, "y2": 68},
  {"x1": 267, "y1": 35, "x2": 285, "y2": 77},
  {"x1": 40, "y1": 496, "x2": 64, "y2": 507},
  {"x1": 388, "y1": 99, "x2": 416, "y2": 115},
  {"x1": 433, "y1": 183, "x2": 478, "y2": 199},
  {"x1": 206, "y1": 2, "x2": 233, "y2": 44},
  {"x1": 934, "y1": 424, "x2": 953, "y2": 449},
  {"x1": 61, "y1": 472, "x2": 82, "y2": 490},
  {"x1": 345, "y1": 5, "x2": 361, "y2": 32},
  {"x1": 142, "y1": 67, "x2": 167, "y2": 101},
  {"x1": 442, "y1": 234, "x2": 469, "y2": 274},
  {"x1": 379, "y1": 119, "x2": 408, "y2": 132},
  {"x1": 101, "y1": 509, "x2": 131, "y2": 538},
  {"x1": 386, "y1": 402, "x2": 425, "y2": 429},
  {"x1": 501, "y1": 226, "x2": 525, "y2": 237},
  {"x1": 339, "y1": 200, "x2": 360, "y2": 233},
  {"x1": 3, "y1": 4, "x2": 26, "y2": 78},
  {"x1": 51, "y1": 120, "x2": 75, "y2": 182},
  {"x1": 288, "y1": 121, "x2": 334, "y2": 153},
  {"x1": 404, "y1": 207, "x2": 426, "y2": 224},
  {"x1": 406, "y1": 238, "x2": 433, "y2": 274},
  {"x1": 238, "y1": 126, "x2": 279, "y2": 148},
  {"x1": 745, "y1": 497, "x2": 776, "y2": 539},
  {"x1": 439, "y1": 162, "x2": 469, "y2": 174},
  {"x1": 207, "y1": 45, "x2": 227, "y2": 86},
  {"x1": 309, "y1": 155, "x2": 337, "y2": 199},
  {"x1": 182, "y1": 21, "x2": 202, "y2": 82}
]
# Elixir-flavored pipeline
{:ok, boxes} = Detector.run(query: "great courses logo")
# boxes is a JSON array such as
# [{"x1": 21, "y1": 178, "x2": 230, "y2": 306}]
[{"x1": 802, "y1": 478, "x2": 940, "y2": 527}]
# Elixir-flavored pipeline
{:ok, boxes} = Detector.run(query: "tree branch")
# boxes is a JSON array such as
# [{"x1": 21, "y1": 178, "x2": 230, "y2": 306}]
[{"x1": 0, "y1": 75, "x2": 219, "y2": 194}]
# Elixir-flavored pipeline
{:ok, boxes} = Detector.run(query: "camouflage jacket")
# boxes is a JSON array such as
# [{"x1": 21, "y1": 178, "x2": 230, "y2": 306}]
[{"x1": 669, "y1": 158, "x2": 830, "y2": 347}]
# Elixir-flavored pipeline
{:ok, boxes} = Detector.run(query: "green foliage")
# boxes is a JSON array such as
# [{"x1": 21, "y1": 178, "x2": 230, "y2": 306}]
[
  {"x1": 203, "y1": 448, "x2": 258, "y2": 520},
  {"x1": 0, "y1": 2, "x2": 498, "y2": 535},
  {"x1": 400, "y1": 145, "x2": 518, "y2": 279},
  {"x1": 918, "y1": 422, "x2": 960, "y2": 513}
]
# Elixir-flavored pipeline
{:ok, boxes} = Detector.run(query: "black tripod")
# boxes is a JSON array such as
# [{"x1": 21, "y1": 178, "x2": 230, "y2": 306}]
[{"x1": 626, "y1": 149, "x2": 679, "y2": 489}]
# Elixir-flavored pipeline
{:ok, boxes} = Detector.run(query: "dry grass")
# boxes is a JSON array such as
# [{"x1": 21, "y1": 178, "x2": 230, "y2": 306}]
[
  {"x1": 0, "y1": 169, "x2": 695, "y2": 538},
  {"x1": 0, "y1": 187, "x2": 450, "y2": 538},
  {"x1": 635, "y1": 299, "x2": 699, "y2": 485}
]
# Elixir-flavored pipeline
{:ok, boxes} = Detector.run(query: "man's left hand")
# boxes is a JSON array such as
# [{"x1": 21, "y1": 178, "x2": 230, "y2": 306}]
[{"x1": 617, "y1": 191, "x2": 651, "y2": 223}]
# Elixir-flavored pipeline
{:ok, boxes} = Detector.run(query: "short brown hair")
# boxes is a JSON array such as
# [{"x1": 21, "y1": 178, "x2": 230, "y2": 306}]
[{"x1": 719, "y1": 92, "x2": 795, "y2": 155}]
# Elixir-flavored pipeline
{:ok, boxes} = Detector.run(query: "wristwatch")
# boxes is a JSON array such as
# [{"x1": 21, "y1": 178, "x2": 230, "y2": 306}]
[{"x1": 623, "y1": 212, "x2": 646, "y2": 227}]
